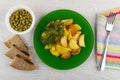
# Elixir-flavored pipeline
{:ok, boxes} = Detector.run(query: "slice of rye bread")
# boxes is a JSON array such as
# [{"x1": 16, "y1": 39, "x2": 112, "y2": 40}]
[
  {"x1": 5, "y1": 46, "x2": 31, "y2": 60},
  {"x1": 4, "y1": 35, "x2": 29, "y2": 54},
  {"x1": 10, "y1": 54, "x2": 36, "y2": 70}
]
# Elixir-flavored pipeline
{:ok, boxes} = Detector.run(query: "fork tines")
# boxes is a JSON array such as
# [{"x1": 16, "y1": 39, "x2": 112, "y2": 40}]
[{"x1": 107, "y1": 12, "x2": 116, "y2": 24}]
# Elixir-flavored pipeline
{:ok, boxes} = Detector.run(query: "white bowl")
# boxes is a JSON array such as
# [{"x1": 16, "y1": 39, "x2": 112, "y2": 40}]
[{"x1": 5, "y1": 5, "x2": 35, "y2": 35}]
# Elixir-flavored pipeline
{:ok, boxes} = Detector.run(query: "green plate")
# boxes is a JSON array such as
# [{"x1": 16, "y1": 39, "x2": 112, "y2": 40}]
[{"x1": 33, "y1": 9, "x2": 94, "y2": 70}]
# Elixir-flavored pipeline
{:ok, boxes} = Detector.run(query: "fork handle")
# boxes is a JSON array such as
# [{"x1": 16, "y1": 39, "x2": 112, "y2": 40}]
[{"x1": 99, "y1": 32, "x2": 110, "y2": 72}]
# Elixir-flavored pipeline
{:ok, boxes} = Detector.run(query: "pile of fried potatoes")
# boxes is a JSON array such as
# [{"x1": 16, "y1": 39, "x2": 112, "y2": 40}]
[{"x1": 44, "y1": 19, "x2": 85, "y2": 59}]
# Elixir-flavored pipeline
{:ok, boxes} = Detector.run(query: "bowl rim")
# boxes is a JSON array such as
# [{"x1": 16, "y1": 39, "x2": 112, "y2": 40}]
[{"x1": 5, "y1": 5, "x2": 35, "y2": 34}]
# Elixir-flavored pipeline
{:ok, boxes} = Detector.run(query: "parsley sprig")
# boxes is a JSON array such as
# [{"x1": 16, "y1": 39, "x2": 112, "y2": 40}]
[{"x1": 41, "y1": 20, "x2": 65, "y2": 45}]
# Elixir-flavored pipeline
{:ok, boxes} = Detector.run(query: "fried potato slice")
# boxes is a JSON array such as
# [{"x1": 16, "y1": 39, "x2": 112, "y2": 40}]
[
  {"x1": 79, "y1": 34, "x2": 85, "y2": 47},
  {"x1": 50, "y1": 45, "x2": 60, "y2": 57},
  {"x1": 64, "y1": 28, "x2": 69, "y2": 36},
  {"x1": 50, "y1": 49, "x2": 60, "y2": 57},
  {"x1": 69, "y1": 25, "x2": 78, "y2": 36},
  {"x1": 56, "y1": 44, "x2": 71, "y2": 54},
  {"x1": 73, "y1": 31, "x2": 81, "y2": 41},
  {"x1": 60, "y1": 36, "x2": 68, "y2": 47},
  {"x1": 61, "y1": 19, "x2": 73, "y2": 26},
  {"x1": 69, "y1": 38, "x2": 79, "y2": 49},
  {"x1": 71, "y1": 48, "x2": 81, "y2": 55},
  {"x1": 61, "y1": 52, "x2": 71, "y2": 59},
  {"x1": 73, "y1": 24, "x2": 81, "y2": 30}
]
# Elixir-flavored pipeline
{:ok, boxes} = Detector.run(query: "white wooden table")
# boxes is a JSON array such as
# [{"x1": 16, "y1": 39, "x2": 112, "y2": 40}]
[{"x1": 0, "y1": 0, "x2": 120, "y2": 80}]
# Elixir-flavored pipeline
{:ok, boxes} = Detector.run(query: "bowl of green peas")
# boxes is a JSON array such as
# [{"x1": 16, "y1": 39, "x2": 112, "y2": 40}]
[{"x1": 6, "y1": 5, "x2": 35, "y2": 34}]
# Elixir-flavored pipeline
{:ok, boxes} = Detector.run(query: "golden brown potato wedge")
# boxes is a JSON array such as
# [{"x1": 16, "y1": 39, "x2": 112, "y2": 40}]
[
  {"x1": 71, "y1": 48, "x2": 81, "y2": 55},
  {"x1": 67, "y1": 32, "x2": 73, "y2": 40},
  {"x1": 50, "y1": 45, "x2": 60, "y2": 57},
  {"x1": 56, "y1": 44, "x2": 71, "y2": 54},
  {"x1": 50, "y1": 49, "x2": 60, "y2": 57},
  {"x1": 69, "y1": 39, "x2": 79, "y2": 49},
  {"x1": 61, "y1": 19, "x2": 73, "y2": 26},
  {"x1": 60, "y1": 36, "x2": 68, "y2": 47},
  {"x1": 73, "y1": 31, "x2": 81, "y2": 41},
  {"x1": 64, "y1": 28, "x2": 69, "y2": 36},
  {"x1": 44, "y1": 45, "x2": 51, "y2": 49},
  {"x1": 79, "y1": 34, "x2": 85, "y2": 47},
  {"x1": 73, "y1": 24, "x2": 81, "y2": 30},
  {"x1": 69, "y1": 25, "x2": 78, "y2": 36},
  {"x1": 61, "y1": 52, "x2": 71, "y2": 59},
  {"x1": 41, "y1": 32, "x2": 47, "y2": 38}
]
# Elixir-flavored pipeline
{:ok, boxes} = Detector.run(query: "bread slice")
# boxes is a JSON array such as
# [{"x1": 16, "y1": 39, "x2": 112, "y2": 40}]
[
  {"x1": 10, "y1": 54, "x2": 36, "y2": 70},
  {"x1": 4, "y1": 35, "x2": 29, "y2": 54},
  {"x1": 5, "y1": 46, "x2": 31, "y2": 60}
]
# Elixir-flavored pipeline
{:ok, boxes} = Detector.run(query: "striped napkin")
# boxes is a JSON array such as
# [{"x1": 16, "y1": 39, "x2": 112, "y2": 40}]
[{"x1": 96, "y1": 8, "x2": 120, "y2": 70}]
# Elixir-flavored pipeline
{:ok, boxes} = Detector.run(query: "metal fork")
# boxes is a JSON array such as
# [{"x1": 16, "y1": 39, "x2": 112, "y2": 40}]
[{"x1": 99, "y1": 12, "x2": 116, "y2": 72}]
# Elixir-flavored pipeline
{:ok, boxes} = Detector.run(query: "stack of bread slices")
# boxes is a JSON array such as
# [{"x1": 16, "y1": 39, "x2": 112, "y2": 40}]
[{"x1": 4, "y1": 35, "x2": 36, "y2": 71}]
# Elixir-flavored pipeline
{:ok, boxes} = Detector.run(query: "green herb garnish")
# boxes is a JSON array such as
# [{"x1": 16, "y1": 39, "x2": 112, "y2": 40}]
[{"x1": 41, "y1": 20, "x2": 65, "y2": 45}]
